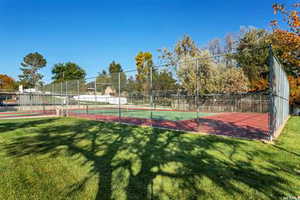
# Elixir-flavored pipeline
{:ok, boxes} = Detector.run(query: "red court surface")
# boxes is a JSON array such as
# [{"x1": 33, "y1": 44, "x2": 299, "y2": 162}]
[{"x1": 69, "y1": 112, "x2": 270, "y2": 140}]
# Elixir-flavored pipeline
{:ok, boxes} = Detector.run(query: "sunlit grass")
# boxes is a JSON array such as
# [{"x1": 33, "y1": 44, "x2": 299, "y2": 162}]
[{"x1": 0, "y1": 117, "x2": 299, "y2": 200}]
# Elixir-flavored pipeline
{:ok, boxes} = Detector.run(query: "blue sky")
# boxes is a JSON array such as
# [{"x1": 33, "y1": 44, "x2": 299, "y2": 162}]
[{"x1": 0, "y1": 0, "x2": 286, "y2": 83}]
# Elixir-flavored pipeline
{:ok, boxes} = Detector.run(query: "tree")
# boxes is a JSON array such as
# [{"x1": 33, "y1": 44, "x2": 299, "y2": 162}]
[
  {"x1": 271, "y1": 2, "x2": 300, "y2": 35},
  {"x1": 19, "y1": 52, "x2": 46, "y2": 88},
  {"x1": 224, "y1": 33, "x2": 235, "y2": 54},
  {"x1": 107, "y1": 61, "x2": 127, "y2": 92},
  {"x1": 101, "y1": 70, "x2": 107, "y2": 75},
  {"x1": 270, "y1": 2, "x2": 300, "y2": 76},
  {"x1": 125, "y1": 76, "x2": 138, "y2": 94},
  {"x1": 0, "y1": 74, "x2": 16, "y2": 91},
  {"x1": 208, "y1": 38, "x2": 222, "y2": 56},
  {"x1": 158, "y1": 36, "x2": 200, "y2": 70},
  {"x1": 233, "y1": 29, "x2": 270, "y2": 91},
  {"x1": 135, "y1": 51, "x2": 153, "y2": 94},
  {"x1": 223, "y1": 33, "x2": 236, "y2": 66},
  {"x1": 270, "y1": 2, "x2": 300, "y2": 104},
  {"x1": 159, "y1": 35, "x2": 218, "y2": 94},
  {"x1": 153, "y1": 70, "x2": 178, "y2": 92},
  {"x1": 159, "y1": 34, "x2": 250, "y2": 94},
  {"x1": 289, "y1": 76, "x2": 300, "y2": 104},
  {"x1": 95, "y1": 70, "x2": 111, "y2": 94},
  {"x1": 216, "y1": 67, "x2": 249, "y2": 93},
  {"x1": 271, "y1": 30, "x2": 300, "y2": 76},
  {"x1": 177, "y1": 50, "x2": 218, "y2": 95},
  {"x1": 175, "y1": 35, "x2": 200, "y2": 57},
  {"x1": 52, "y1": 62, "x2": 86, "y2": 82},
  {"x1": 109, "y1": 61, "x2": 122, "y2": 74}
]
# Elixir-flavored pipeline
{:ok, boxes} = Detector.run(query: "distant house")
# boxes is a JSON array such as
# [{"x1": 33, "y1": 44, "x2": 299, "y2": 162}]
[{"x1": 104, "y1": 87, "x2": 116, "y2": 96}]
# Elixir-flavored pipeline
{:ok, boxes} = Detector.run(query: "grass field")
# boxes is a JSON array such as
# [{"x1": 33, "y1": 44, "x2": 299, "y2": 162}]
[
  {"x1": 71, "y1": 108, "x2": 216, "y2": 121},
  {"x1": 0, "y1": 112, "x2": 44, "y2": 118},
  {"x1": 0, "y1": 117, "x2": 299, "y2": 200}
]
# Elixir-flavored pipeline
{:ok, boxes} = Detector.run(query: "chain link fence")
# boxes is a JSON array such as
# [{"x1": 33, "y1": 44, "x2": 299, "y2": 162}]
[
  {"x1": 2, "y1": 47, "x2": 289, "y2": 140},
  {"x1": 268, "y1": 49, "x2": 290, "y2": 139}
]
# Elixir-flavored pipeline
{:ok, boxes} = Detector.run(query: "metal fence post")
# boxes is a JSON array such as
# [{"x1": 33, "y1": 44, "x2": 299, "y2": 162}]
[
  {"x1": 195, "y1": 59, "x2": 199, "y2": 120},
  {"x1": 66, "y1": 80, "x2": 68, "y2": 116},
  {"x1": 65, "y1": 80, "x2": 68, "y2": 97},
  {"x1": 60, "y1": 82, "x2": 63, "y2": 106},
  {"x1": 118, "y1": 72, "x2": 121, "y2": 121},
  {"x1": 268, "y1": 46, "x2": 275, "y2": 140},
  {"x1": 52, "y1": 84, "x2": 54, "y2": 106},
  {"x1": 150, "y1": 65, "x2": 153, "y2": 120},
  {"x1": 77, "y1": 80, "x2": 80, "y2": 108},
  {"x1": 94, "y1": 78, "x2": 97, "y2": 103}
]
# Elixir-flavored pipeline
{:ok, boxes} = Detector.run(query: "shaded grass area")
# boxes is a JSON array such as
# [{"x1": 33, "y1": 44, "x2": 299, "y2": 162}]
[
  {"x1": 71, "y1": 109, "x2": 215, "y2": 121},
  {"x1": 0, "y1": 112, "x2": 44, "y2": 118},
  {"x1": 0, "y1": 117, "x2": 299, "y2": 200}
]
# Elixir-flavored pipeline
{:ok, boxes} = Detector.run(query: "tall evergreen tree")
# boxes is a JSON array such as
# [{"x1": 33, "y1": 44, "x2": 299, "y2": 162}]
[{"x1": 19, "y1": 52, "x2": 46, "y2": 88}]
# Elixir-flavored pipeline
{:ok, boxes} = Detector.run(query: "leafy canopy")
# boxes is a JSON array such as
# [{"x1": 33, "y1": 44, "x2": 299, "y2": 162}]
[
  {"x1": 271, "y1": 30, "x2": 300, "y2": 76},
  {"x1": 52, "y1": 62, "x2": 86, "y2": 83},
  {"x1": 19, "y1": 52, "x2": 47, "y2": 88},
  {"x1": 271, "y1": 2, "x2": 300, "y2": 35},
  {"x1": 271, "y1": 2, "x2": 300, "y2": 104},
  {"x1": 135, "y1": 52, "x2": 153, "y2": 93},
  {"x1": 0, "y1": 74, "x2": 16, "y2": 90},
  {"x1": 233, "y1": 29, "x2": 270, "y2": 91},
  {"x1": 95, "y1": 62, "x2": 127, "y2": 94},
  {"x1": 109, "y1": 61, "x2": 123, "y2": 74}
]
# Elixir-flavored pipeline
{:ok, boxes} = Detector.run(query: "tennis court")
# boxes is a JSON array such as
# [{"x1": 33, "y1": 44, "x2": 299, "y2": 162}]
[
  {"x1": 70, "y1": 107, "x2": 217, "y2": 121},
  {"x1": 68, "y1": 106, "x2": 270, "y2": 140}
]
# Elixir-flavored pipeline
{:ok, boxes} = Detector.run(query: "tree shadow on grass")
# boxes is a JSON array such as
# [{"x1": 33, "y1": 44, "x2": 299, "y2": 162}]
[
  {"x1": 3, "y1": 118, "x2": 297, "y2": 200},
  {"x1": 272, "y1": 145, "x2": 300, "y2": 157},
  {"x1": 83, "y1": 113, "x2": 269, "y2": 140},
  {"x1": 0, "y1": 118, "x2": 59, "y2": 133},
  {"x1": 196, "y1": 117, "x2": 269, "y2": 139}
]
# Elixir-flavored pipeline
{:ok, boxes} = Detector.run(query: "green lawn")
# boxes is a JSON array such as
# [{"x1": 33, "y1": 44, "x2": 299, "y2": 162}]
[
  {"x1": 72, "y1": 108, "x2": 216, "y2": 121},
  {"x1": 0, "y1": 112, "x2": 43, "y2": 117},
  {"x1": 0, "y1": 117, "x2": 299, "y2": 200}
]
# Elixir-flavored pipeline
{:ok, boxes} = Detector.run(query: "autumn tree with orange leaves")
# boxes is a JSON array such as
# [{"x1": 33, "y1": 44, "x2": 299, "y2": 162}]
[
  {"x1": 289, "y1": 76, "x2": 300, "y2": 104},
  {"x1": 272, "y1": 30, "x2": 300, "y2": 76},
  {"x1": 0, "y1": 74, "x2": 16, "y2": 91},
  {"x1": 271, "y1": 2, "x2": 300, "y2": 35},
  {"x1": 271, "y1": 2, "x2": 300, "y2": 104}
]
